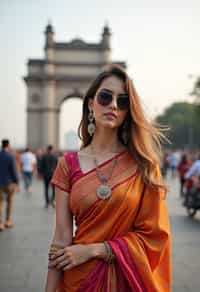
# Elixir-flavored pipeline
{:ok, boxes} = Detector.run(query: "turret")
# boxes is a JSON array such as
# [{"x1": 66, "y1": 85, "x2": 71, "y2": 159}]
[
  {"x1": 101, "y1": 24, "x2": 111, "y2": 50},
  {"x1": 45, "y1": 22, "x2": 54, "y2": 49},
  {"x1": 44, "y1": 22, "x2": 55, "y2": 62}
]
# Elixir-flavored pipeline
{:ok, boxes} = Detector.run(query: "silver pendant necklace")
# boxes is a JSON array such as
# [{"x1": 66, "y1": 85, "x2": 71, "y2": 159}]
[{"x1": 91, "y1": 144, "x2": 118, "y2": 200}]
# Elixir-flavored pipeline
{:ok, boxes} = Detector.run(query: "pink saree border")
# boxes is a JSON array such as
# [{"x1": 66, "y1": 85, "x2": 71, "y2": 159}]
[
  {"x1": 109, "y1": 238, "x2": 147, "y2": 292},
  {"x1": 77, "y1": 237, "x2": 147, "y2": 292},
  {"x1": 63, "y1": 150, "x2": 128, "y2": 185},
  {"x1": 76, "y1": 150, "x2": 128, "y2": 177}
]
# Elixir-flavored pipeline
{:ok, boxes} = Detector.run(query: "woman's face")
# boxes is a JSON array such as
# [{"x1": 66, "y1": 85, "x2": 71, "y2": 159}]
[{"x1": 89, "y1": 76, "x2": 129, "y2": 130}]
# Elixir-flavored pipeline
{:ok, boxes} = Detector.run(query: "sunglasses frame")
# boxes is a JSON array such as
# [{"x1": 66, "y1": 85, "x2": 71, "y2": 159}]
[{"x1": 96, "y1": 89, "x2": 130, "y2": 111}]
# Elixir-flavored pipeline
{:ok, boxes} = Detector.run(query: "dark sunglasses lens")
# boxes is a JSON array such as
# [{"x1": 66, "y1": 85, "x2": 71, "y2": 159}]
[
  {"x1": 97, "y1": 91, "x2": 112, "y2": 106},
  {"x1": 117, "y1": 95, "x2": 130, "y2": 110}
]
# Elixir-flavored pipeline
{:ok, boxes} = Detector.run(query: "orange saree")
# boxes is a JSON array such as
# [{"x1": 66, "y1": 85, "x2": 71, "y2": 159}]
[{"x1": 51, "y1": 151, "x2": 171, "y2": 292}]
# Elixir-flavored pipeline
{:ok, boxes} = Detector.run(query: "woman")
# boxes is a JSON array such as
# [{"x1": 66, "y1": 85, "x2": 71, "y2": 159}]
[
  {"x1": 177, "y1": 153, "x2": 191, "y2": 196},
  {"x1": 45, "y1": 65, "x2": 171, "y2": 292}
]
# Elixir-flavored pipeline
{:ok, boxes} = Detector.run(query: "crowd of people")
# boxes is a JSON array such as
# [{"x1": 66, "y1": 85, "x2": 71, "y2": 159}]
[
  {"x1": 161, "y1": 149, "x2": 200, "y2": 196},
  {"x1": 0, "y1": 139, "x2": 63, "y2": 232}
]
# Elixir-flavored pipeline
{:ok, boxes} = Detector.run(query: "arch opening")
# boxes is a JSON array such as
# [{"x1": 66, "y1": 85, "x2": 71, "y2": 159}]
[{"x1": 59, "y1": 96, "x2": 83, "y2": 150}]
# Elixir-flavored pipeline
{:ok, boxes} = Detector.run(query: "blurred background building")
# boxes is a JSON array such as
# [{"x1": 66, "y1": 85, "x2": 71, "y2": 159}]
[{"x1": 24, "y1": 23, "x2": 126, "y2": 149}]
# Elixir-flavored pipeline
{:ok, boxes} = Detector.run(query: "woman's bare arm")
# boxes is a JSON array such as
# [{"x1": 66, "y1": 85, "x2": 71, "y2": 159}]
[{"x1": 45, "y1": 186, "x2": 73, "y2": 292}]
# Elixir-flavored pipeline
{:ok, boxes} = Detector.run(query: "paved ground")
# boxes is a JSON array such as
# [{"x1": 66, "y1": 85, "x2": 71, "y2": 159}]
[{"x1": 0, "y1": 174, "x2": 199, "y2": 292}]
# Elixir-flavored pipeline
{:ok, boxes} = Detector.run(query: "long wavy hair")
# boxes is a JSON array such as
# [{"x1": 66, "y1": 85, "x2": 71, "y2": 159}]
[{"x1": 78, "y1": 64, "x2": 167, "y2": 188}]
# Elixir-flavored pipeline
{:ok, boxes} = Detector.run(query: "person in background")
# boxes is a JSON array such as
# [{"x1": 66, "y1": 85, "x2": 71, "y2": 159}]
[
  {"x1": 13, "y1": 150, "x2": 22, "y2": 176},
  {"x1": 161, "y1": 151, "x2": 169, "y2": 178},
  {"x1": 40, "y1": 145, "x2": 57, "y2": 208},
  {"x1": 21, "y1": 147, "x2": 37, "y2": 193},
  {"x1": 0, "y1": 139, "x2": 19, "y2": 231},
  {"x1": 168, "y1": 150, "x2": 180, "y2": 178},
  {"x1": 185, "y1": 153, "x2": 200, "y2": 181},
  {"x1": 177, "y1": 154, "x2": 191, "y2": 196},
  {"x1": 36, "y1": 148, "x2": 44, "y2": 179}
]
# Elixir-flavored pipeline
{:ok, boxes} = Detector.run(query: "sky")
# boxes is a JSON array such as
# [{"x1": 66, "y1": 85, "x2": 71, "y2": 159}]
[{"x1": 0, "y1": 0, "x2": 200, "y2": 148}]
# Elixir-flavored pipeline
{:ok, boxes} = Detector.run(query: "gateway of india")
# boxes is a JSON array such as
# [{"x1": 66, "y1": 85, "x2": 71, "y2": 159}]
[{"x1": 24, "y1": 23, "x2": 126, "y2": 149}]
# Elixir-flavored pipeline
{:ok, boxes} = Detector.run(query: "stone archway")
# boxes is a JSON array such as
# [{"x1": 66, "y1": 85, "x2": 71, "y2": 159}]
[
  {"x1": 24, "y1": 23, "x2": 126, "y2": 149},
  {"x1": 59, "y1": 93, "x2": 83, "y2": 150}
]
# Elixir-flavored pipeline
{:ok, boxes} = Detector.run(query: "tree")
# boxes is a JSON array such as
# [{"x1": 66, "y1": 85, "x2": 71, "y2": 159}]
[
  {"x1": 191, "y1": 77, "x2": 200, "y2": 100},
  {"x1": 191, "y1": 77, "x2": 200, "y2": 126},
  {"x1": 156, "y1": 102, "x2": 200, "y2": 149}
]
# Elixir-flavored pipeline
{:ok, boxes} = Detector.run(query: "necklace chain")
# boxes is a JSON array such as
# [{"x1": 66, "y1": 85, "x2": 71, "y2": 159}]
[{"x1": 90, "y1": 144, "x2": 118, "y2": 184}]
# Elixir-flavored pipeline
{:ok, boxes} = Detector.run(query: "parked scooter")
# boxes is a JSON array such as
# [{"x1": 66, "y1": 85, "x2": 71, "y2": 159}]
[{"x1": 183, "y1": 177, "x2": 200, "y2": 218}]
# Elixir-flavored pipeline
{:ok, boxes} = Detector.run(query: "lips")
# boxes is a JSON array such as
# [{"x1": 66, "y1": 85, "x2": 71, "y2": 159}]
[{"x1": 104, "y1": 112, "x2": 117, "y2": 118}]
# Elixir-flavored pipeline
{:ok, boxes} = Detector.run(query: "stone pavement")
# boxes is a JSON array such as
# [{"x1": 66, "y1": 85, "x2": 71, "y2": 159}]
[
  {"x1": 0, "y1": 175, "x2": 199, "y2": 292},
  {"x1": 166, "y1": 175, "x2": 200, "y2": 292}
]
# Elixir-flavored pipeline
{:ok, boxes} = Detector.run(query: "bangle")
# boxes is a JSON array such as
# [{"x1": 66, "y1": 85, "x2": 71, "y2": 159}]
[
  {"x1": 48, "y1": 243, "x2": 64, "y2": 258},
  {"x1": 103, "y1": 241, "x2": 115, "y2": 264},
  {"x1": 103, "y1": 241, "x2": 110, "y2": 262}
]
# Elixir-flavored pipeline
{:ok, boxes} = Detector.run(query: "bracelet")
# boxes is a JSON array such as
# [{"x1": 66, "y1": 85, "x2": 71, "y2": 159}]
[
  {"x1": 48, "y1": 243, "x2": 64, "y2": 258},
  {"x1": 103, "y1": 241, "x2": 115, "y2": 264},
  {"x1": 103, "y1": 241, "x2": 110, "y2": 262}
]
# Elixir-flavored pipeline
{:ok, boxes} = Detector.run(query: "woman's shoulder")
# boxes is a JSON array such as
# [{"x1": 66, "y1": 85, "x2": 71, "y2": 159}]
[
  {"x1": 64, "y1": 151, "x2": 78, "y2": 160},
  {"x1": 62, "y1": 151, "x2": 80, "y2": 174}
]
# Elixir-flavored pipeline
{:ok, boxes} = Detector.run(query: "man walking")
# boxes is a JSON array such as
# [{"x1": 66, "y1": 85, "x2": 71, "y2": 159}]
[
  {"x1": 21, "y1": 147, "x2": 37, "y2": 193},
  {"x1": 0, "y1": 139, "x2": 19, "y2": 231},
  {"x1": 40, "y1": 145, "x2": 57, "y2": 208}
]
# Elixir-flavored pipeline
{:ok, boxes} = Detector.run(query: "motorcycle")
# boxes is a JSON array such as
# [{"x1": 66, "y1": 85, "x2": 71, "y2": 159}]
[{"x1": 182, "y1": 177, "x2": 200, "y2": 218}]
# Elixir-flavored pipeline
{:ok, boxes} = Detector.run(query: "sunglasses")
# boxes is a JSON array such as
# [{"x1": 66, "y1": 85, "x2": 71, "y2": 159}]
[{"x1": 96, "y1": 89, "x2": 130, "y2": 110}]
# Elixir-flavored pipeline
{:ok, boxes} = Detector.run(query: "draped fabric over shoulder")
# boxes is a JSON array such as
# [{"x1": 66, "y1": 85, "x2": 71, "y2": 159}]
[{"x1": 51, "y1": 151, "x2": 171, "y2": 292}]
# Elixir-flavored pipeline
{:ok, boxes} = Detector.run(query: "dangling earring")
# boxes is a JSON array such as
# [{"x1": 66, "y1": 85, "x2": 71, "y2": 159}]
[{"x1": 88, "y1": 109, "x2": 96, "y2": 136}]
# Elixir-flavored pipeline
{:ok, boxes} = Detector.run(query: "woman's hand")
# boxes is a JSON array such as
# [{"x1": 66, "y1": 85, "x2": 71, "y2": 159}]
[{"x1": 48, "y1": 244, "x2": 93, "y2": 271}]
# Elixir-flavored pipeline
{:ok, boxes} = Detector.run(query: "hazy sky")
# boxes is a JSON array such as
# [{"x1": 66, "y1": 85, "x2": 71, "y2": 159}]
[{"x1": 0, "y1": 0, "x2": 200, "y2": 148}]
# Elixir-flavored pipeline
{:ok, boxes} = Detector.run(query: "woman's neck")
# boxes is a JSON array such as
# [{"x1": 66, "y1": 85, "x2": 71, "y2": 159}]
[{"x1": 90, "y1": 128, "x2": 124, "y2": 154}]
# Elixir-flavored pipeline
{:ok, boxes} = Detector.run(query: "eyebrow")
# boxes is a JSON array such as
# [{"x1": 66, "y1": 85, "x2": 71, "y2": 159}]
[
  {"x1": 101, "y1": 88, "x2": 113, "y2": 93},
  {"x1": 100, "y1": 88, "x2": 128, "y2": 95}
]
